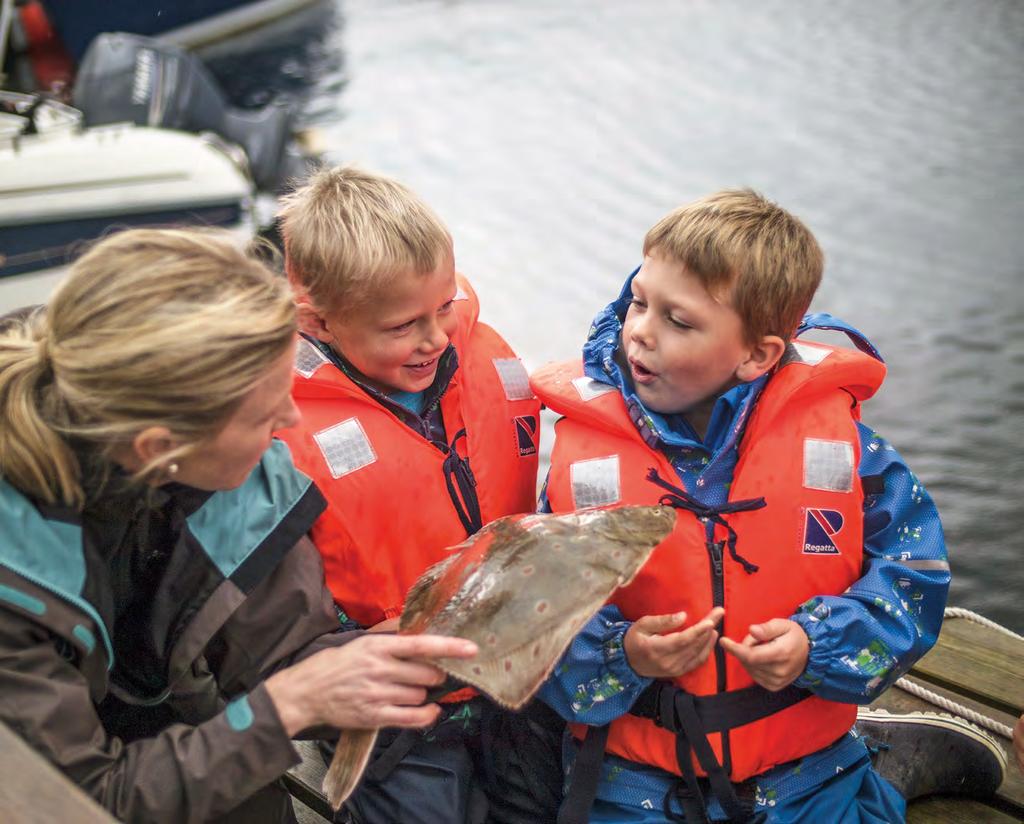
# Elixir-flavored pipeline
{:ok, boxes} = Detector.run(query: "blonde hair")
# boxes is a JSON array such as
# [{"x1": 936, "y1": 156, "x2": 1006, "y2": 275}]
[
  {"x1": 278, "y1": 165, "x2": 453, "y2": 314},
  {"x1": 0, "y1": 227, "x2": 296, "y2": 508},
  {"x1": 643, "y1": 189, "x2": 823, "y2": 343}
]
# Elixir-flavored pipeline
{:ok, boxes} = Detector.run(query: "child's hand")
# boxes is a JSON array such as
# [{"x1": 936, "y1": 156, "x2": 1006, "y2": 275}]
[
  {"x1": 624, "y1": 607, "x2": 724, "y2": 679},
  {"x1": 719, "y1": 619, "x2": 809, "y2": 691}
]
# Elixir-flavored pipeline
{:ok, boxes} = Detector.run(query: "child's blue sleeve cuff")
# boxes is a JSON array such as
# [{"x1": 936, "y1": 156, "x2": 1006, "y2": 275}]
[{"x1": 538, "y1": 605, "x2": 652, "y2": 724}]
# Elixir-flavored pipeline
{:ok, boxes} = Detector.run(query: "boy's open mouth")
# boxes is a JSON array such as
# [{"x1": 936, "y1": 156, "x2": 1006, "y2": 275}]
[
  {"x1": 404, "y1": 357, "x2": 438, "y2": 373},
  {"x1": 628, "y1": 356, "x2": 657, "y2": 384}
]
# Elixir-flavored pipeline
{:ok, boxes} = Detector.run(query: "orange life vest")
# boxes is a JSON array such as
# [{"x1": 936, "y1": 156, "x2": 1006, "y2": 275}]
[
  {"x1": 277, "y1": 276, "x2": 540, "y2": 628},
  {"x1": 531, "y1": 340, "x2": 886, "y2": 782}
]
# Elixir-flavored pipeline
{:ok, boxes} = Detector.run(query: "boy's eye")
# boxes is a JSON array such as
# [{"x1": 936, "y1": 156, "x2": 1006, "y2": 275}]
[
  {"x1": 389, "y1": 320, "x2": 415, "y2": 333},
  {"x1": 439, "y1": 300, "x2": 454, "y2": 314},
  {"x1": 668, "y1": 316, "x2": 691, "y2": 330},
  {"x1": 629, "y1": 297, "x2": 646, "y2": 309}
]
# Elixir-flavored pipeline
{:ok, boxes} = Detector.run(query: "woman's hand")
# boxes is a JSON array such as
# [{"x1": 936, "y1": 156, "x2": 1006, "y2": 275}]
[
  {"x1": 623, "y1": 608, "x2": 724, "y2": 679},
  {"x1": 719, "y1": 619, "x2": 809, "y2": 692},
  {"x1": 265, "y1": 634, "x2": 477, "y2": 736}
]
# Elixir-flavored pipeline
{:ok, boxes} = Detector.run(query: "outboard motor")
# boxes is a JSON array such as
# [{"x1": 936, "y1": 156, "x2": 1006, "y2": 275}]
[{"x1": 72, "y1": 32, "x2": 294, "y2": 192}]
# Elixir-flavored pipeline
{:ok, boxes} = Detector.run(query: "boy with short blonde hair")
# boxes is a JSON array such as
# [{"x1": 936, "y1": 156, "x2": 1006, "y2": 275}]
[
  {"x1": 277, "y1": 165, "x2": 562, "y2": 823},
  {"x1": 279, "y1": 165, "x2": 452, "y2": 314},
  {"x1": 532, "y1": 189, "x2": 954, "y2": 822}
]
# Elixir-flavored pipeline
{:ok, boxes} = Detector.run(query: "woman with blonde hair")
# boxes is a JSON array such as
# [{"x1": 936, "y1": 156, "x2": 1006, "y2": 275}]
[{"x1": 0, "y1": 227, "x2": 476, "y2": 823}]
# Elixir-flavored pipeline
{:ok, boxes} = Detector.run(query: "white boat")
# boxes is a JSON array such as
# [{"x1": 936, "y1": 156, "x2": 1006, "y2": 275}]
[{"x1": 0, "y1": 92, "x2": 257, "y2": 313}]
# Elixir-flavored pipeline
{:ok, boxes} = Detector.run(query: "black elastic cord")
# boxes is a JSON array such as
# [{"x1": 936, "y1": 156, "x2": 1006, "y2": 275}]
[
  {"x1": 645, "y1": 468, "x2": 765, "y2": 574},
  {"x1": 441, "y1": 429, "x2": 483, "y2": 535}
]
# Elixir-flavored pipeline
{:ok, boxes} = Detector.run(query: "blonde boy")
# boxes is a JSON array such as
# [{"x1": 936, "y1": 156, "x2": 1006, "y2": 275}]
[
  {"x1": 532, "y1": 190, "x2": 953, "y2": 822},
  {"x1": 276, "y1": 166, "x2": 561, "y2": 823}
]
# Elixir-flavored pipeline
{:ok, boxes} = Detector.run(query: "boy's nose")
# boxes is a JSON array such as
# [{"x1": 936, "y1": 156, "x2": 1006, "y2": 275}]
[
  {"x1": 422, "y1": 319, "x2": 449, "y2": 352},
  {"x1": 629, "y1": 316, "x2": 654, "y2": 349}
]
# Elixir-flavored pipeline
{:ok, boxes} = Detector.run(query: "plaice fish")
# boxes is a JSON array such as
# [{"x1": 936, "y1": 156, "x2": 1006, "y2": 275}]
[{"x1": 323, "y1": 505, "x2": 676, "y2": 809}]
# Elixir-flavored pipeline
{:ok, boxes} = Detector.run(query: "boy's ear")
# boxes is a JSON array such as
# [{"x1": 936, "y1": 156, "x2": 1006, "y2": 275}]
[
  {"x1": 294, "y1": 297, "x2": 334, "y2": 343},
  {"x1": 736, "y1": 335, "x2": 786, "y2": 382}
]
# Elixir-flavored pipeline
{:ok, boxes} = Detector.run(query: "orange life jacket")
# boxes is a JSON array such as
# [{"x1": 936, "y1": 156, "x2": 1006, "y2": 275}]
[
  {"x1": 277, "y1": 276, "x2": 540, "y2": 628},
  {"x1": 531, "y1": 340, "x2": 886, "y2": 782}
]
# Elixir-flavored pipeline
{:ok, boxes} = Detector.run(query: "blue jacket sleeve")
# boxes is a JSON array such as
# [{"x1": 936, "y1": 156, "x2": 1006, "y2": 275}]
[
  {"x1": 791, "y1": 422, "x2": 950, "y2": 702},
  {"x1": 537, "y1": 604, "x2": 653, "y2": 724}
]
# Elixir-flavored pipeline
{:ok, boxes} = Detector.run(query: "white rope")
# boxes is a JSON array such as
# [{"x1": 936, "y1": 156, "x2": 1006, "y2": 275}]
[
  {"x1": 891, "y1": 607, "x2": 1020, "y2": 740},
  {"x1": 942, "y1": 607, "x2": 1024, "y2": 641},
  {"x1": 893, "y1": 676, "x2": 1014, "y2": 739}
]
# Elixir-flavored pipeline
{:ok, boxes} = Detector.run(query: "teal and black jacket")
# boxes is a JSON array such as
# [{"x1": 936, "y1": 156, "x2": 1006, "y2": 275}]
[{"x1": 0, "y1": 440, "x2": 351, "y2": 823}]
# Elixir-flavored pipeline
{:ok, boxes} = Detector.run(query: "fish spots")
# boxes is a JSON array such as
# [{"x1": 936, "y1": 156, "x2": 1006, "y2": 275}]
[
  {"x1": 611, "y1": 549, "x2": 623, "y2": 560},
  {"x1": 552, "y1": 542, "x2": 564, "y2": 552},
  {"x1": 504, "y1": 659, "x2": 513, "y2": 672},
  {"x1": 582, "y1": 569, "x2": 594, "y2": 580},
  {"x1": 486, "y1": 633, "x2": 498, "y2": 646},
  {"x1": 472, "y1": 665, "x2": 483, "y2": 676},
  {"x1": 533, "y1": 643, "x2": 542, "y2": 658},
  {"x1": 521, "y1": 564, "x2": 535, "y2": 576},
  {"x1": 535, "y1": 600, "x2": 549, "y2": 614}
]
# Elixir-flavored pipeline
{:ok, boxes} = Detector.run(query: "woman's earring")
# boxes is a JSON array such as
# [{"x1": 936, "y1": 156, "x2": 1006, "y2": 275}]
[{"x1": 167, "y1": 462, "x2": 179, "y2": 476}]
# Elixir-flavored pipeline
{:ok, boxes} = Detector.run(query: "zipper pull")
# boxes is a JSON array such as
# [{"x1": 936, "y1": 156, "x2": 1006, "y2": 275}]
[{"x1": 708, "y1": 540, "x2": 724, "y2": 575}]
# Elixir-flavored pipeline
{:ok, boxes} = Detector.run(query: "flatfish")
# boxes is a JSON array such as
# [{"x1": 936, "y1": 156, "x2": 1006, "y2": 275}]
[{"x1": 323, "y1": 505, "x2": 676, "y2": 808}]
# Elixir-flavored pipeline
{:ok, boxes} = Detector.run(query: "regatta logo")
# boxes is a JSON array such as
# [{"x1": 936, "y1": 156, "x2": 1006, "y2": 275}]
[
  {"x1": 802, "y1": 508, "x2": 844, "y2": 555},
  {"x1": 514, "y1": 415, "x2": 538, "y2": 457}
]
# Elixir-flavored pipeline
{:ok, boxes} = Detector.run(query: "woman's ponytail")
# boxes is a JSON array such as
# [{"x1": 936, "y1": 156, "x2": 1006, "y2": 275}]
[{"x1": 0, "y1": 311, "x2": 82, "y2": 506}]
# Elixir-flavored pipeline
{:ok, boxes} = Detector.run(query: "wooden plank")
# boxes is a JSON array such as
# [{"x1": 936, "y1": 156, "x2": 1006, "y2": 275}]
[
  {"x1": 910, "y1": 617, "x2": 1024, "y2": 717},
  {"x1": 0, "y1": 721, "x2": 117, "y2": 823}
]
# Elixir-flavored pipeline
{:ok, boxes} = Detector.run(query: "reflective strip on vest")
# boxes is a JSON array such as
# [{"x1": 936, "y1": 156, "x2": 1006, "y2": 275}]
[
  {"x1": 492, "y1": 358, "x2": 534, "y2": 401},
  {"x1": 572, "y1": 375, "x2": 617, "y2": 402},
  {"x1": 790, "y1": 340, "x2": 832, "y2": 365},
  {"x1": 803, "y1": 438, "x2": 854, "y2": 492},
  {"x1": 570, "y1": 455, "x2": 621, "y2": 508},
  {"x1": 295, "y1": 337, "x2": 331, "y2": 378},
  {"x1": 314, "y1": 418, "x2": 378, "y2": 479}
]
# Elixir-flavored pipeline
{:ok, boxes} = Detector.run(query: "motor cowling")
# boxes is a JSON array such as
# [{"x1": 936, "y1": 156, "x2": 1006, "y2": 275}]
[{"x1": 72, "y1": 32, "x2": 294, "y2": 191}]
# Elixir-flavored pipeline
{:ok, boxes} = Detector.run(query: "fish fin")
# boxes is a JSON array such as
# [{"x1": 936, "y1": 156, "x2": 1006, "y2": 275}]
[{"x1": 323, "y1": 728, "x2": 378, "y2": 810}]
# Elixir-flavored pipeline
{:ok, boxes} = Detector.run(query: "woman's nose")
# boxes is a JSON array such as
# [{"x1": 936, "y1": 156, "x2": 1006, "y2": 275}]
[{"x1": 281, "y1": 397, "x2": 302, "y2": 430}]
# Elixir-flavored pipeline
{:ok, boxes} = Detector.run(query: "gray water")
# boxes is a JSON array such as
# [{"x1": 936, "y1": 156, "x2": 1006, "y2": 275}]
[{"x1": 217, "y1": 0, "x2": 1024, "y2": 632}]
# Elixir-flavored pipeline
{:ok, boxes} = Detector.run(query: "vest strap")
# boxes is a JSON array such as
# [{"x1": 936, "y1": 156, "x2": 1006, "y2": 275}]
[
  {"x1": 630, "y1": 680, "x2": 811, "y2": 734},
  {"x1": 557, "y1": 723, "x2": 610, "y2": 824},
  {"x1": 558, "y1": 681, "x2": 809, "y2": 824},
  {"x1": 635, "y1": 681, "x2": 809, "y2": 822},
  {"x1": 442, "y1": 428, "x2": 483, "y2": 535}
]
